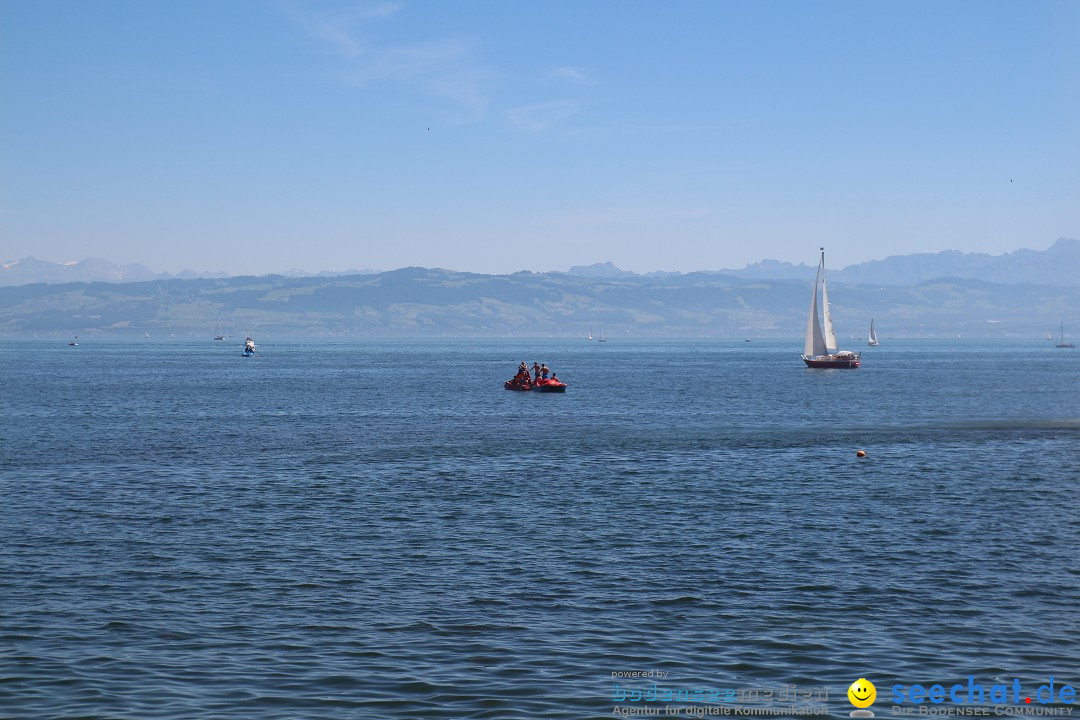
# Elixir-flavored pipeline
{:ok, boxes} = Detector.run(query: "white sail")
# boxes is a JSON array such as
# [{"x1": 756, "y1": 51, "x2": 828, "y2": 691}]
[
  {"x1": 821, "y1": 262, "x2": 837, "y2": 353},
  {"x1": 804, "y1": 258, "x2": 827, "y2": 357},
  {"x1": 868, "y1": 319, "x2": 879, "y2": 346}
]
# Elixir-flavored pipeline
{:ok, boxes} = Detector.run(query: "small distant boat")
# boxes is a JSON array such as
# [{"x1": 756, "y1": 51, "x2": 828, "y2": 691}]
[
  {"x1": 243, "y1": 337, "x2": 256, "y2": 356},
  {"x1": 144, "y1": 332, "x2": 150, "y2": 338},
  {"x1": 597, "y1": 329, "x2": 607, "y2": 343},
  {"x1": 801, "y1": 248, "x2": 860, "y2": 368},
  {"x1": 868, "y1": 319, "x2": 879, "y2": 346},
  {"x1": 1056, "y1": 322, "x2": 1074, "y2": 348},
  {"x1": 588, "y1": 327, "x2": 593, "y2": 341},
  {"x1": 214, "y1": 335, "x2": 225, "y2": 341}
]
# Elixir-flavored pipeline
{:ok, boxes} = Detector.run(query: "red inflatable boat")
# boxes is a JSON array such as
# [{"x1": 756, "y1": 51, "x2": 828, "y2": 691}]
[
  {"x1": 504, "y1": 376, "x2": 567, "y2": 393},
  {"x1": 531, "y1": 378, "x2": 567, "y2": 393}
]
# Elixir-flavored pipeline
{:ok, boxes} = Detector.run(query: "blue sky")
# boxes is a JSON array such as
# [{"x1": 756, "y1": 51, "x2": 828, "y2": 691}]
[{"x1": 2, "y1": 1, "x2": 1078, "y2": 275}]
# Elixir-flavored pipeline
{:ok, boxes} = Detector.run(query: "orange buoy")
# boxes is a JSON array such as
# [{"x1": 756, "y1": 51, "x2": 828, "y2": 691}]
[{"x1": 856, "y1": 450, "x2": 866, "y2": 458}]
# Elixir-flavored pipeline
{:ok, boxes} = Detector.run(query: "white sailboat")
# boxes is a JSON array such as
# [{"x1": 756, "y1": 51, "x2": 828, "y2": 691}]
[
  {"x1": 1056, "y1": 322, "x2": 1074, "y2": 348},
  {"x1": 868, "y1": 319, "x2": 879, "y2": 346},
  {"x1": 801, "y1": 248, "x2": 860, "y2": 368},
  {"x1": 588, "y1": 327, "x2": 593, "y2": 341}
]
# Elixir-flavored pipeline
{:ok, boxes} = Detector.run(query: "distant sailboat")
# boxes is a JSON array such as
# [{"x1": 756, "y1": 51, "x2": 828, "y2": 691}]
[
  {"x1": 1056, "y1": 322, "x2": 1074, "y2": 348},
  {"x1": 588, "y1": 327, "x2": 593, "y2": 341},
  {"x1": 868, "y1": 319, "x2": 879, "y2": 346},
  {"x1": 597, "y1": 329, "x2": 607, "y2": 342},
  {"x1": 801, "y1": 249, "x2": 860, "y2": 368}
]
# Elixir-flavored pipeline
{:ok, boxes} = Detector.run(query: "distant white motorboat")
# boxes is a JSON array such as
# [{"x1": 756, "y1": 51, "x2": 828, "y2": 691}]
[
  {"x1": 243, "y1": 337, "x2": 256, "y2": 356},
  {"x1": 868, "y1": 319, "x2": 879, "y2": 346}
]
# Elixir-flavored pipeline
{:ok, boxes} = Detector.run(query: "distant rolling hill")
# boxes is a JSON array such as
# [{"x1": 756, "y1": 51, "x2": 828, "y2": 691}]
[{"x1": 2, "y1": 266, "x2": 1078, "y2": 338}]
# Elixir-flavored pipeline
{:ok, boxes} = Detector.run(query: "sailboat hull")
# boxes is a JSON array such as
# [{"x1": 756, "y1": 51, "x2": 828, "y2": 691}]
[{"x1": 802, "y1": 355, "x2": 860, "y2": 369}]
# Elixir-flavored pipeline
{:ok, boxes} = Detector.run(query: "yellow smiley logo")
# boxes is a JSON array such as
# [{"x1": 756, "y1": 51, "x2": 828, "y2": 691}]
[{"x1": 848, "y1": 678, "x2": 876, "y2": 708}]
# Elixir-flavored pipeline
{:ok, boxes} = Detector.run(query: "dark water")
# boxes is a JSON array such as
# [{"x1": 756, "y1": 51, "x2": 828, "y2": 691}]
[{"x1": 2, "y1": 339, "x2": 1078, "y2": 719}]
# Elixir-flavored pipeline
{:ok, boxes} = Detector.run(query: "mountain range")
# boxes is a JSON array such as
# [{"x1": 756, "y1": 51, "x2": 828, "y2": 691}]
[
  {"x1": 2, "y1": 239, "x2": 1077, "y2": 338},
  {"x1": 3, "y1": 238, "x2": 1079, "y2": 288},
  {"x1": 0, "y1": 257, "x2": 380, "y2": 287},
  {"x1": 2, "y1": 265, "x2": 1078, "y2": 339},
  {"x1": 566, "y1": 238, "x2": 1080, "y2": 286}
]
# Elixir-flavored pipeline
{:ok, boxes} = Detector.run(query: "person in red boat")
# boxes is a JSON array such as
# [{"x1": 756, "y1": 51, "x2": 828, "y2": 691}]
[
  {"x1": 506, "y1": 362, "x2": 536, "y2": 391},
  {"x1": 532, "y1": 362, "x2": 541, "y2": 382},
  {"x1": 540, "y1": 363, "x2": 550, "y2": 380}
]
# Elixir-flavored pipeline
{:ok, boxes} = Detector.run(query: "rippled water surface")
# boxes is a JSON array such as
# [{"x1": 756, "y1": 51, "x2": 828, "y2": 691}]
[{"x1": 2, "y1": 339, "x2": 1078, "y2": 719}]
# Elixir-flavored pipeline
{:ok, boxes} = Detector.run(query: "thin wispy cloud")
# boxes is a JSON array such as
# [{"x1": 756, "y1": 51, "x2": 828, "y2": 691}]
[
  {"x1": 429, "y1": 66, "x2": 494, "y2": 124},
  {"x1": 288, "y1": 2, "x2": 402, "y2": 59},
  {"x1": 345, "y1": 38, "x2": 473, "y2": 82},
  {"x1": 549, "y1": 207, "x2": 713, "y2": 225},
  {"x1": 551, "y1": 66, "x2": 594, "y2": 85},
  {"x1": 288, "y1": 1, "x2": 494, "y2": 123},
  {"x1": 506, "y1": 100, "x2": 582, "y2": 133}
]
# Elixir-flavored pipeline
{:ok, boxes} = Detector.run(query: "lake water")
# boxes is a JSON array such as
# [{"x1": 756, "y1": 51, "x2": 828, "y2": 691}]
[{"x1": 2, "y1": 338, "x2": 1078, "y2": 719}]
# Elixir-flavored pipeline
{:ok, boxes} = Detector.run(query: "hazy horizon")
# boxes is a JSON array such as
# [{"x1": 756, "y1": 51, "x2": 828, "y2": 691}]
[
  {"x1": 2, "y1": 236, "x2": 1074, "y2": 280},
  {"x1": 2, "y1": 2, "x2": 1078, "y2": 276}
]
